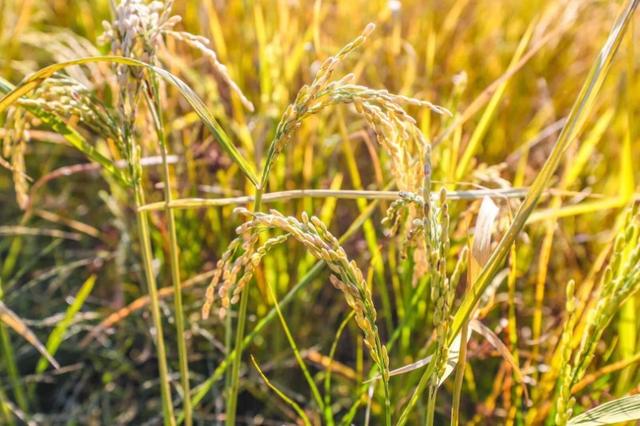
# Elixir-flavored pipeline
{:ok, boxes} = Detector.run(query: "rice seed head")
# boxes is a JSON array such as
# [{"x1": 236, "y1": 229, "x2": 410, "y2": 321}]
[
  {"x1": 569, "y1": 205, "x2": 640, "y2": 386},
  {"x1": 425, "y1": 190, "x2": 467, "y2": 386},
  {"x1": 100, "y1": 0, "x2": 252, "y2": 113},
  {"x1": 555, "y1": 279, "x2": 577, "y2": 426},
  {"x1": 203, "y1": 208, "x2": 389, "y2": 373},
  {"x1": 261, "y1": 22, "x2": 449, "y2": 194},
  {"x1": 19, "y1": 76, "x2": 120, "y2": 143},
  {"x1": 99, "y1": 0, "x2": 180, "y2": 66},
  {"x1": 2, "y1": 108, "x2": 31, "y2": 209}
]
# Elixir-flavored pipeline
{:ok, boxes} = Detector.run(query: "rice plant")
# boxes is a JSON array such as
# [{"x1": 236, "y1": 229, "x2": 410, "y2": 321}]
[{"x1": 1, "y1": 0, "x2": 640, "y2": 424}]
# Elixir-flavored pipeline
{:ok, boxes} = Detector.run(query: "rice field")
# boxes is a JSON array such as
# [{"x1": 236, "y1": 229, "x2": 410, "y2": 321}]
[{"x1": 1, "y1": 0, "x2": 640, "y2": 424}]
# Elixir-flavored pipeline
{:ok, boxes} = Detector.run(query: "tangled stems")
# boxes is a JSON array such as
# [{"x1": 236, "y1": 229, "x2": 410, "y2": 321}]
[{"x1": 144, "y1": 77, "x2": 192, "y2": 426}]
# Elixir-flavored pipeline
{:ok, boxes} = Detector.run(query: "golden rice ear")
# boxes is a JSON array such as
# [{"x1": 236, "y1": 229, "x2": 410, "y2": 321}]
[
  {"x1": 11, "y1": 139, "x2": 29, "y2": 210},
  {"x1": 3, "y1": 108, "x2": 32, "y2": 210}
]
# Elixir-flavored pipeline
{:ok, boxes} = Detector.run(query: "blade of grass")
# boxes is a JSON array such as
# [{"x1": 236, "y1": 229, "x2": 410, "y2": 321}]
[
  {"x1": 133, "y1": 181, "x2": 176, "y2": 426},
  {"x1": 0, "y1": 316, "x2": 27, "y2": 413},
  {"x1": 250, "y1": 355, "x2": 312, "y2": 426},
  {"x1": 35, "y1": 275, "x2": 95, "y2": 374},
  {"x1": 264, "y1": 270, "x2": 328, "y2": 423},
  {"x1": 616, "y1": 21, "x2": 637, "y2": 396},
  {"x1": 455, "y1": 23, "x2": 534, "y2": 180},
  {"x1": 0, "y1": 384, "x2": 15, "y2": 426},
  {"x1": 433, "y1": 19, "x2": 571, "y2": 147},
  {"x1": 323, "y1": 312, "x2": 354, "y2": 422}
]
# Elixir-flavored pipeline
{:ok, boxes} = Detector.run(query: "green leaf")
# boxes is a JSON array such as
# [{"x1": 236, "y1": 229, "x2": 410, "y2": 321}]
[
  {"x1": 36, "y1": 275, "x2": 96, "y2": 373},
  {"x1": 568, "y1": 394, "x2": 640, "y2": 425},
  {"x1": 0, "y1": 56, "x2": 259, "y2": 186}
]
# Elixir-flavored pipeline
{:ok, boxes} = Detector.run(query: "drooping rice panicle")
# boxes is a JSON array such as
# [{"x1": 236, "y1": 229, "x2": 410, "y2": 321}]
[{"x1": 202, "y1": 207, "x2": 391, "y2": 411}]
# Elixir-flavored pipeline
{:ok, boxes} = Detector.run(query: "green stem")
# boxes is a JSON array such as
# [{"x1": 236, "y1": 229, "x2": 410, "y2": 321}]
[
  {"x1": 0, "y1": 324, "x2": 26, "y2": 413},
  {"x1": 451, "y1": 321, "x2": 469, "y2": 426},
  {"x1": 134, "y1": 183, "x2": 176, "y2": 426},
  {"x1": 225, "y1": 186, "x2": 264, "y2": 426},
  {"x1": 0, "y1": 381, "x2": 15, "y2": 426},
  {"x1": 265, "y1": 277, "x2": 327, "y2": 422},
  {"x1": 0, "y1": 277, "x2": 27, "y2": 414},
  {"x1": 145, "y1": 80, "x2": 192, "y2": 426},
  {"x1": 426, "y1": 385, "x2": 437, "y2": 426},
  {"x1": 377, "y1": 338, "x2": 391, "y2": 426},
  {"x1": 324, "y1": 312, "x2": 354, "y2": 422}
]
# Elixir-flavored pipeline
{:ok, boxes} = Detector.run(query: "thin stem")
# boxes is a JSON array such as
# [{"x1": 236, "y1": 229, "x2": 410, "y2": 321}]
[
  {"x1": 426, "y1": 385, "x2": 437, "y2": 426},
  {"x1": 452, "y1": 249, "x2": 472, "y2": 426},
  {"x1": 250, "y1": 356, "x2": 312, "y2": 426},
  {"x1": 138, "y1": 187, "x2": 534, "y2": 212},
  {"x1": 134, "y1": 183, "x2": 176, "y2": 426},
  {"x1": 0, "y1": 274, "x2": 27, "y2": 414},
  {"x1": 377, "y1": 336, "x2": 391, "y2": 426},
  {"x1": 225, "y1": 286, "x2": 248, "y2": 426},
  {"x1": 0, "y1": 324, "x2": 27, "y2": 413},
  {"x1": 324, "y1": 312, "x2": 355, "y2": 421},
  {"x1": 0, "y1": 382, "x2": 15, "y2": 426},
  {"x1": 265, "y1": 273, "x2": 328, "y2": 422},
  {"x1": 144, "y1": 81, "x2": 192, "y2": 426},
  {"x1": 451, "y1": 321, "x2": 469, "y2": 426},
  {"x1": 225, "y1": 186, "x2": 264, "y2": 426}
]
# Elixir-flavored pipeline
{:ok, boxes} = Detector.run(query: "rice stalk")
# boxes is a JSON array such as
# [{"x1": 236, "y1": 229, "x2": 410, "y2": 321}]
[
  {"x1": 143, "y1": 78, "x2": 192, "y2": 425},
  {"x1": 99, "y1": 2, "x2": 180, "y2": 423}
]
